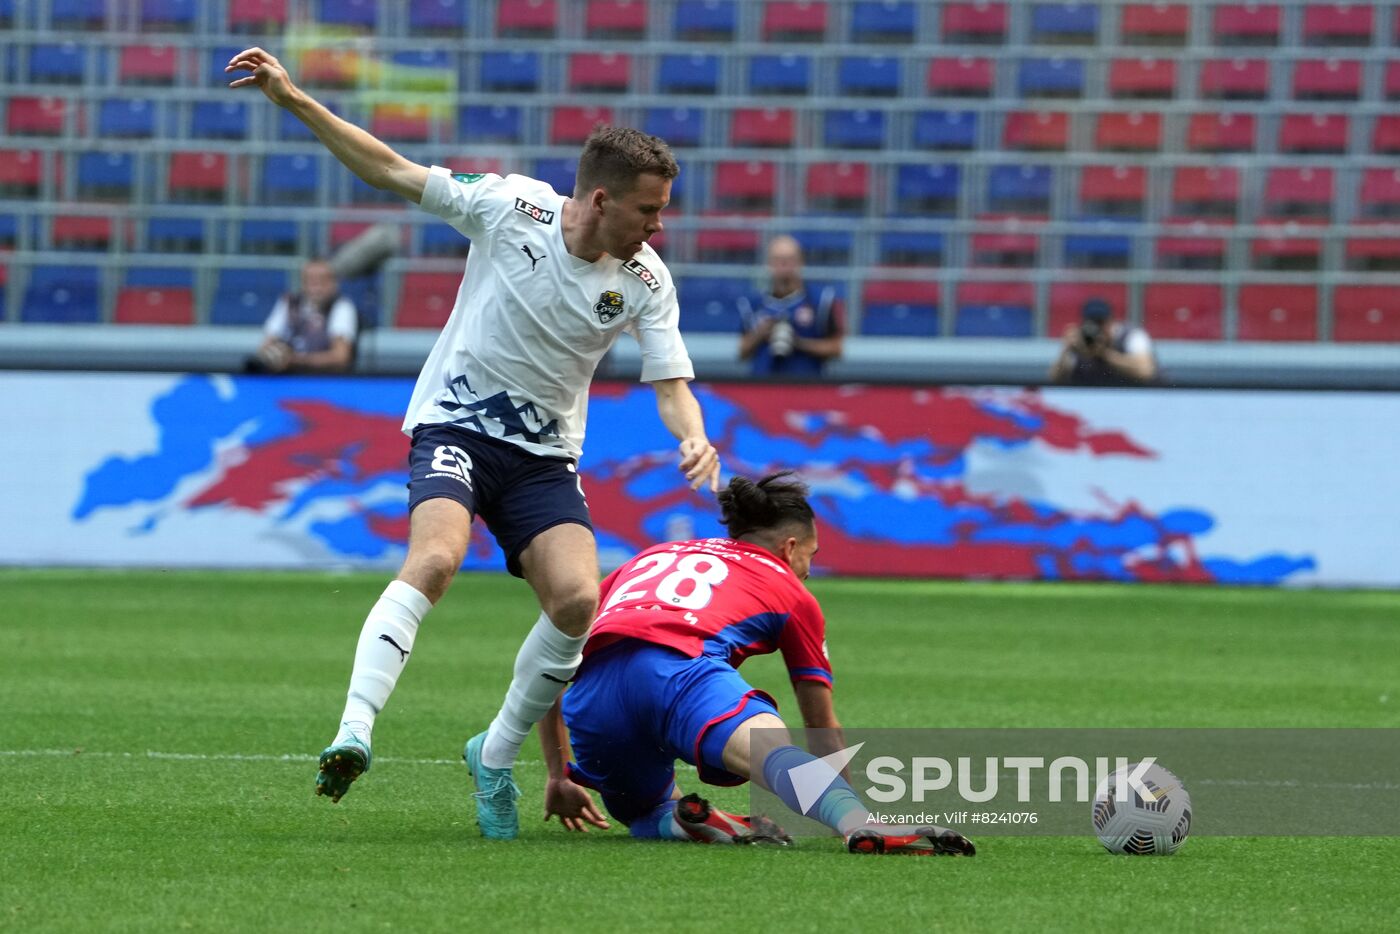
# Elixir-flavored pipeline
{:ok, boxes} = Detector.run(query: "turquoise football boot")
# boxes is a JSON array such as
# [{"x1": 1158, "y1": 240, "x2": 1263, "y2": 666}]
[
  {"x1": 315, "y1": 729, "x2": 371, "y2": 803},
  {"x1": 463, "y1": 731, "x2": 521, "y2": 840}
]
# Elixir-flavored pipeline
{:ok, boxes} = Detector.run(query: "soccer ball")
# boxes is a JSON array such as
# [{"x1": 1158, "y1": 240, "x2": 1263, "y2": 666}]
[{"x1": 1091, "y1": 761, "x2": 1192, "y2": 855}]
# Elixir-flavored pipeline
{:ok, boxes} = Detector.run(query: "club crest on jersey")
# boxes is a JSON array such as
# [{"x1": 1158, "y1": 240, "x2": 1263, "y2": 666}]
[
  {"x1": 622, "y1": 258, "x2": 661, "y2": 293},
  {"x1": 594, "y1": 290, "x2": 625, "y2": 323},
  {"x1": 514, "y1": 198, "x2": 556, "y2": 225}
]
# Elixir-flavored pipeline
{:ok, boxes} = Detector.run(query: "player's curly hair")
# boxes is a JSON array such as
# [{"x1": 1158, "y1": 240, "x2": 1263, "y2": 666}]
[
  {"x1": 718, "y1": 472, "x2": 814, "y2": 539},
  {"x1": 575, "y1": 125, "x2": 679, "y2": 196}
]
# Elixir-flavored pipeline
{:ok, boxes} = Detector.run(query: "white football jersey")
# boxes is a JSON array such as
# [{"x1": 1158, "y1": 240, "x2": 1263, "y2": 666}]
[{"x1": 403, "y1": 166, "x2": 694, "y2": 460}]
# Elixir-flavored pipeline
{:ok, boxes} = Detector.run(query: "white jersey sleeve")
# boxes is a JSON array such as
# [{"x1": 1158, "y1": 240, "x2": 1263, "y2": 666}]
[
  {"x1": 327, "y1": 297, "x2": 359, "y2": 342},
  {"x1": 624, "y1": 258, "x2": 694, "y2": 383},
  {"x1": 418, "y1": 166, "x2": 514, "y2": 240},
  {"x1": 1124, "y1": 327, "x2": 1153, "y2": 356},
  {"x1": 263, "y1": 297, "x2": 290, "y2": 340}
]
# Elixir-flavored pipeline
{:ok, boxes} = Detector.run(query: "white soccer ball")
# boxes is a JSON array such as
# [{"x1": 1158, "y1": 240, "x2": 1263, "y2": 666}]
[{"x1": 1091, "y1": 761, "x2": 1192, "y2": 855}]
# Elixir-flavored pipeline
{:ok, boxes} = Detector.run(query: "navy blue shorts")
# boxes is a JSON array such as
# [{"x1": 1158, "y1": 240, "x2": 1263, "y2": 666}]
[
  {"x1": 407, "y1": 424, "x2": 592, "y2": 578},
  {"x1": 561, "y1": 640, "x2": 779, "y2": 826}
]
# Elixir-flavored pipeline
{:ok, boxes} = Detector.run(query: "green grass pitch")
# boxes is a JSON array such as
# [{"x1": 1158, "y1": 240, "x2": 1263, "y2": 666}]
[{"x1": 3, "y1": 569, "x2": 1398, "y2": 932}]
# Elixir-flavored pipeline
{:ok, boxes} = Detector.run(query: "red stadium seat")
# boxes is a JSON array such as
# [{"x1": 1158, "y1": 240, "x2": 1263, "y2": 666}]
[
  {"x1": 730, "y1": 108, "x2": 796, "y2": 148},
  {"x1": 1279, "y1": 113, "x2": 1349, "y2": 154},
  {"x1": 0, "y1": 148, "x2": 43, "y2": 197},
  {"x1": 1003, "y1": 111, "x2": 1069, "y2": 151},
  {"x1": 550, "y1": 106, "x2": 613, "y2": 145},
  {"x1": 119, "y1": 44, "x2": 180, "y2": 85},
  {"x1": 1156, "y1": 220, "x2": 1229, "y2": 270},
  {"x1": 1237, "y1": 284, "x2": 1318, "y2": 341},
  {"x1": 1301, "y1": 3, "x2": 1373, "y2": 46},
  {"x1": 1048, "y1": 282, "x2": 1129, "y2": 336},
  {"x1": 715, "y1": 161, "x2": 778, "y2": 211},
  {"x1": 1120, "y1": 4, "x2": 1190, "y2": 45},
  {"x1": 168, "y1": 152, "x2": 229, "y2": 202},
  {"x1": 1212, "y1": 4, "x2": 1281, "y2": 45},
  {"x1": 1187, "y1": 112, "x2": 1256, "y2": 152},
  {"x1": 1358, "y1": 168, "x2": 1400, "y2": 217},
  {"x1": 1251, "y1": 219, "x2": 1324, "y2": 270},
  {"x1": 1263, "y1": 167, "x2": 1333, "y2": 219},
  {"x1": 396, "y1": 271, "x2": 461, "y2": 328},
  {"x1": 804, "y1": 161, "x2": 869, "y2": 213},
  {"x1": 115, "y1": 286, "x2": 195, "y2": 325},
  {"x1": 498, "y1": 0, "x2": 557, "y2": 36},
  {"x1": 1333, "y1": 286, "x2": 1400, "y2": 341},
  {"x1": 52, "y1": 215, "x2": 112, "y2": 251},
  {"x1": 1108, "y1": 58, "x2": 1177, "y2": 99},
  {"x1": 942, "y1": 2, "x2": 1007, "y2": 43},
  {"x1": 1079, "y1": 165, "x2": 1147, "y2": 217},
  {"x1": 1292, "y1": 59, "x2": 1362, "y2": 100},
  {"x1": 370, "y1": 103, "x2": 432, "y2": 142},
  {"x1": 696, "y1": 228, "x2": 760, "y2": 263},
  {"x1": 1094, "y1": 112, "x2": 1162, "y2": 152},
  {"x1": 1171, "y1": 166, "x2": 1240, "y2": 219},
  {"x1": 863, "y1": 280, "x2": 940, "y2": 309},
  {"x1": 928, "y1": 57, "x2": 995, "y2": 97},
  {"x1": 1344, "y1": 226, "x2": 1400, "y2": 271},
  {"x1": 970, "y1": 222, "x2": 1039, "y2": 268},
  {"x1": 1198, "y1": 58, "x2": 1270, "y2": 99},
  {"x1": 567, "y1": 53, "x2": 631, "y2": 93},
  {"x1": 1371, "y1": 115, "x2": 1400, "y2": 154},
  {"x1": 6, "y1": 97, "x2": 68, "y2": 136},
  {"x1": 763, "y1": 1, "x2": 828, "y2": 41},
  {"x1": 1385, "y1": 62, "x2": 1400, "y2": 100},
  {"x1": 228, "y1": 0, "x2": 287, "y2": 33},
  {"x1": 1143, "y1": 283, "x2": 1223, "y2": 339},
  {"x1": 586, "y1": 0, "x2": 646, "y2": 38}
]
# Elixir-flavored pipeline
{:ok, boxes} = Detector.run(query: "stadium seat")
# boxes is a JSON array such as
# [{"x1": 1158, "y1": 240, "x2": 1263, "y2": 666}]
[
  {"x1": 228, "y1": 0, "x2": 286, "y2": 33},
  {"x1": 126, "y1": 266, "x2": 195, "y2": 288},
  {"x1": 1263, "y1": 167, "x2": 1333, "y2": 219},
  {"x1": 568, "y1": 53, "x2": 632, "y2": 94},
  {"x1": 498, "y1": 0, "x2": 556, "y2": 36},
  {"x1": 1211, "y1": 3, "x2": 1281, "y2": 45},
  {"x1": 673, "y1": 0, "x2": 737, "y2": 40},
  {"x1": 1301, "y1": 3, "x2": 1373, "y2": 46},
  {"x1": 119, "y1": 44, "x2": 179, "y2": 85},
  {"x1": 1237, "y1": 284, "x2": 1318, "y2": 341},
  {"x1": 52, "y1": 216, "x2": 112, "y2": 251},
  {"x1": 1186, "y1": 112, "x2": 1256, "y2": 153},
  {"x1": 894, "y1": 164, "x2": 961, "y2": 215},
  {"x1": 1143, "y1": 283, "x2": 1223, "y2": 339},
  {"x1": 805, "y1": 162, "x2": 869, "y2": 214},
  {"x1": 1120, "y1": 3, "x2": 1190, "y2": 45},
  {"x1": 211, "y1": 268, "x2": 288, "y2": 326},
  {"x1": 0, "y1": 214, "x2": 16, "y2": 250},
  {"x1": 1108, "y1": 58, "x2": 1176, "y2": 99},
  {"x1": 1094, "y1": 111, "x2": 1162, "y2": 152},
  {"x1": 551, "y1": 107, "x2": 614, "y2": 145},
  {"x1": 115, "y1": 286, "x2": 194, "y2": 325},
  {"x1": 1333, "y1": 286, "x2": 1400, "y2": 341},
  {"x1": 0, "y1": 149, "x2": 42, "y2": 198},
  {"x1": 238, "y1": 220, "x2": 300, "y2": 256},
  {"x1": 954, "y1": 282, "x2": 1034, "y2": 337},
  {"x1": 941, "y1": 2, "x2": 1007, "y2": 43},
  {"x1": 99, "y1": 98, "x2": 158, "y2": 138},
  {"x1": 715, "y1": 161, "x2": 778, "y2": 211},
  {"x1": 481, "y1": 52, "x2": 541, "y2": 92},
  {"x1": 371, "y1": 104, "x2": 433, "y2": 143},
  {"x1": 409, "y1": 0, "x2": 468, "y2": 35},
  {"x1": 459, "y1": 105, "x2": 523, "y2": 144},
  {"x1": 316, "y1": 0, "x2": 376, "y2": 31},
  {"x1": 1278, "y1": 113, "x2": 1349, "y2": 155},
  {"x1": 168, "y1": 152, "x2": 228, "y2": 203},
  {"x1": 300, "y1": 48, "x2": 360, "y2": 89},
  {"x1": 1171, "y1": 166, "x2": 1240, "y2": 219},
  {"x1": 677, "y1": 277, "x2": 748, "y2": 332},
  {"x1": 1030, "y1": 3, "x2": 1099, "y2": 44},
  {"x1": 138, "y1": 0, "x2": 197, "y2": 31},
  {"x1": 913, "y1": 110, "x2": 978, "y2": 150},
  {"x1": 1349, "y1": 229, "x2": 1400, "y2": 271},
  {"x1": 28, "y1": 42, "x2": 86, "y2": 84},
  {"x1": 658, "y1": 54, "x2": 721, "y2": 94},
  {"x1": 6, "y1": 97, "x2": 68, "y2": 136},
  {"x1": 587, "y1": 0, "x2": 647, "y2": 38},
  {"x1": 763, "y1": 1, "x2": 828, "y2": 41},
  {"x1": 1079, "y1": 165, "x2": 1146, "y2": 218},
  {"x1": 792, "y1": 229, "x2": 854, "y2": 265},
  {"x1": 838, "y1": 56, "x2": 902, "y2": 97},
  {"x1": 1048, "y1": 281, "x2": 1128, "y2": 336},
  {"x1": 1018, "y1": 58, "x2": 1085, "y2": 98},
  {"x1": 749, "y1": 54, "x2": 812, "y2": 95},
  {"x1": 928, "y1": 57, "x2": 994, "y2": 96},
  {"x1": 1004, "y1": 111, "x2": 1069, "y2": 151},
  {"x1": 204, "y1": 45, "x2": 246, "y2": 86},
  {"x1": 533, "y1": 158, "x2": 577, "y2": 196},
  {"x1": 730, "y1": 109, "x2": 796, "y2": 148},
  {"x1": 644, "y1": 107, "x2": 705, "y2": 147},
  {"x1": 851, "y1": 1, "x2": 917, "y2": 43},
  {"x1": 385, "y1": 50, "x2": 453, "y2": 93},
  {"x1": 1251, "y1": 220, "x2": 1324, "y2": 271},
  {"x1": 76, "y1": 151, "x2": 134, "y2": 201},
  {"x1": 1199, "y1": 58, "x2": 1270, "y2": 99},
  {"x1": 1373, "y1": 115, "x2": 1400, "y2": 155},
  {"x1": 261, "y1": 154, "x2": 320, "y2": 205},
  {"x1": 1156, "y1": 221, "x2": 1229, "y2": 270},
  {"x1": 22, "y1": 265, "x2": 101, "y2": 324},
  {"x1": 146, "y1": 217, "x2": 205, "y2": 252},
  {"x1": 1358, "y1": 168, "x2": 1400, "y2": 218},
  {"x1": 824, "y1": 109, "x2": 887, "y2": 149},
  {"x1": 861, "y1": 280, "x2": 939, "y2": 336},
  {"x1": 1063, "y1": 224, "x2": 1133, "y2": 269},
  {"x1": 971, "y1": 223, "x2": 1039, "y2": 268},
  {"x1": 1293, "y1": 59, "x2": 1362, "y2": 100},
  {"x1": 987, "y1": 164, "x2": 1053, "y2": 214},
  {"x1": 191, "y1": 101, "x2": 249, "y2": 140},
  {"x1": 696, "y1": 228, "x2": 760, "y2": 263},
  {"x1": 50, "y1": 0, "x2": 105, "y2": 30},
  {"x1": 1384, "y1": 62, "x2": 1400, "y2": 101},
  {"x1": 877, "y1": 231, "x2": 944, "y2": 266}
]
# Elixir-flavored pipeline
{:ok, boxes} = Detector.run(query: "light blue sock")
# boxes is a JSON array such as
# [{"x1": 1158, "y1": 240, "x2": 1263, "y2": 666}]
[
  {"x1": 760, "y1": 745, "x2": 868, "y2": 835},
  {"x1": 627, "y1": 801, "x2": 688, "y2": 840}
]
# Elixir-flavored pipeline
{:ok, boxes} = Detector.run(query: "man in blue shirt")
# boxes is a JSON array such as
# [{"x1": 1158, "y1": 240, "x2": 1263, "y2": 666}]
[{"x1": 738, "y1": 236, "x2": 845, "y2": 378}]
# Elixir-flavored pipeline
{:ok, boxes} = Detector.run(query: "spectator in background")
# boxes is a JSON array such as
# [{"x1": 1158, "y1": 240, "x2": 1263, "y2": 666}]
[
  {"x1": 738, "y1": 235, "x2": 845, "y2": 378},
  {"x1": 246, "y1": 259, "x2": 358, "y2": 373},
  {"x1": 1050, "y1": 298, "x2": 1157, "y2": 386}
]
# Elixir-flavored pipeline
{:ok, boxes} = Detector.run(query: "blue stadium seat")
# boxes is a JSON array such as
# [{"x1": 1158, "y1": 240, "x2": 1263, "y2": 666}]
[
  {"x1": 206, "y1": 46, "x2": 245, "y2": 86},
  {"x1": 98, "y1": 98, "x2": 158, "y2": 138},
  {"x1": 851, "y1": 1, "x2": 917, "y2": 41},
  {"x1": 22, "y1": 265, "x2": 101, "y2": 324},
  {"x1": 238, "y1": 220, "x2": 299, "y2": 255},
  {"x1": 139, "y1": 0, "x2": 197, "y2": 31},
  {"x1": 127, "y1": 266, "x2": 194, "y2": 287},
  {"x1": 480, "y1": 52, "x2": 540, "y2": 92},
  {"x1": 262, "y1": 154, "x2": 320, "y2": 204},
  {"x1": 644, "y1": 107, "x2": 705, "y2": 148},
  {"x1": 76, "y1": 151, "x2": 134, "y2": 200},
  {"x1": 409, "y1": 0, "x2": 468, "y2": 34},
  {"x1": 862, "y1": 298, "x2": 939, "y2": 336},
  {"x1": 421, "y1": 222, "x2": 469, "y2": 257},
  {"x1": 534, "y1": 158, "x2": 577, "y2": 196},
  {"x1": 388, "y1": 49, "x2": 454, "y2": 90},
  {"x1": 51, "y1": 0, "x2": 105, "y2": 29},
  {"x1": 837, "y1": 56, "x2": 902, "y2": 96},
  {"x1": 338, "y1": 274, "x2": 380, "y2": 328},
  {"x1": 749, "y1": 54, "x2": 811, "y2": 95},
  {"x1": 954, "y1": 303, "x2": 1034, "y2": 337},
  {"x1": 793, "y1": 230, "x2": 854, "y2": 265},
  {"x1": 0, "y1": 0, "x2": 14, "y2": 27},
  {"x1": 458, "y1": 105, "x2": 523, "y2": 143},
  {"x1": 674, "y1": 0, "x2": 737, "y2": 39},
  {"x1": 146, "y1": 217, "x2": 205, "y2": 252},
  {"x1": 658, "y1": 54, "x2": 720, "y2": 94},
  {"x1": 878, "y1": 231, "x2": 945, "y2": 265},
  {"x1": 1064, "y1": 223, "x2": 1134, "y2": 268},
  {"x1": 678, "y1": 277, "x2": 748, "y2": 332},
  {"x1": 988, "y1": 164, "x2": 1054, "y2": 213},
  {"x1": 825, "y1": 109, "x2": 887, "y2": 149},
  {"x1": 895, "y1": 164, "x2": 961, "y2": 215},
  {"x1": 1030, "y1": 3, "x2": 1099, "y2": 43},
  {"x1": 0, "y1": 214, "x2": 18, "y2": 249},
  {"x1": 1018, "y1": 58, "x2": 1086, "y2": 97},
  {"x1": 317, "y1": 0, "x2": 376, "y2": 30},
  {"x1": 913, "y1": 111, "x2": 978, "y2": 150},
  {"x1": 28, "y1": 43, "x2": 86, "y2": 84},
  {"x1": 211, "y1": 268, "x2": 288, "y2": 326},
  {"x1": 191, "y1": 101, "x2": 249, "y2": 139}
]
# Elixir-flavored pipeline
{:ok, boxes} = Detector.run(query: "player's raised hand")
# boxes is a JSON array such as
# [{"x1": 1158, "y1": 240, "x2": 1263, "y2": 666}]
[
  {"x1": 544, "y1": 777, "x2": 611, "y2": 833},
  {"x1": 678, "y1": 437, "x2": 721, "y2": 493},
  {"x1": 225, "y1": 47, "x2": 300, "y2": 108}
]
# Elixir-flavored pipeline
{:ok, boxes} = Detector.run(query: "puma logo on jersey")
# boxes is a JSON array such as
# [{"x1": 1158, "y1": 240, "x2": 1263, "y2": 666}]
[
  {"x1": 622, "y1": 258, "x2": 661, "y2": 293},
  {"x1": 594, "y1": 290, "x2": 625, "y2": 323},
  {"x1": 514, "y1": 198, "x2": 556, "y2": 225},
  {"x1": 521, "y1": 244, "x2": 545, "y2": 271}
]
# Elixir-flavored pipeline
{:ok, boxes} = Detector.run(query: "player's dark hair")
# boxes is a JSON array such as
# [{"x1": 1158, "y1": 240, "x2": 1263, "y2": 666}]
[
  {"x1": 719, "y1": 472, "x2": 814, "y2": 539},
  {"x1": 575, "y1": 125, "x2": 679, "y2": 197}
]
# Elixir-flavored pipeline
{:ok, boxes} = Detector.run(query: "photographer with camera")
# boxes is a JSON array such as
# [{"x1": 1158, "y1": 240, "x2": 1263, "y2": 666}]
[
  {"x1": 1050, "y1": 298, "x2": 1157, "y2": 386},
  {"x1": 738, "y1": 235, "x2": 845, "y2": 378},
  {"x1": 245, "y1": 259, "x2": 359, "y2": 374}
]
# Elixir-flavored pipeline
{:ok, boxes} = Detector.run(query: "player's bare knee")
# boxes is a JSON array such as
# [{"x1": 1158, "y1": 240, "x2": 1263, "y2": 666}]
[
  {"x1": 544, "y1": 584, "x2": 599, "y2": 638},
  {"x1": 400, "y1": 548, "x2": 458, "y2": 603}
]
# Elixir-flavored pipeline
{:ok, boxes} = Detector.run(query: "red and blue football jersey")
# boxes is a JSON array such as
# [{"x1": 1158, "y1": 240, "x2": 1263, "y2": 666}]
[{"x1": 586, "y1": 538, "x2": 833, "y2": 687}]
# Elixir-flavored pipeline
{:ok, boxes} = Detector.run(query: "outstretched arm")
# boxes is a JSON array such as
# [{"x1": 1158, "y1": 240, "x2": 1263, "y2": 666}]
[
  {"x1": 651, "y1": 378, "x2": 721, "y2": 492},
  {"x1": 226, "y1": 47, "x2": 429, "y2": 204},
  {"x1": 793, "y1": 680, "x2": 850, "y2": 781}
]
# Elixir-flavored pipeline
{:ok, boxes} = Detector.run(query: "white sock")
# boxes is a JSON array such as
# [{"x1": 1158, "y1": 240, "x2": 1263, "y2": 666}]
[
  {"x1": 334, "y1": 580, "x2": 432, "y2": 745},
  {"x1": 481, "y1": 613, "x2": 586, "y2": 769}
]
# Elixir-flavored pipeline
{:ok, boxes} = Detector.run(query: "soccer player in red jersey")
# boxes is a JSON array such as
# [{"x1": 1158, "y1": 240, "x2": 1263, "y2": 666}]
[{"x1": 537, "y1": 473, "x2": 976, "y2": 856}]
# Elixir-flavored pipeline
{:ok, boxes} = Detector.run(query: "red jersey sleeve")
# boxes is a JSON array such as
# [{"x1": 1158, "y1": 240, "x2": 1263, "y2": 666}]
[{"x1": 776, "y1": 588, "x2": 833, "y2": 687}]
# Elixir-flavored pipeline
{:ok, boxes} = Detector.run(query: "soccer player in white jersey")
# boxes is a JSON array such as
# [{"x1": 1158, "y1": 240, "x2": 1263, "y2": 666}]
[{"x1": 226, "y1": 47, "x2": 721, "y2": 839}]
